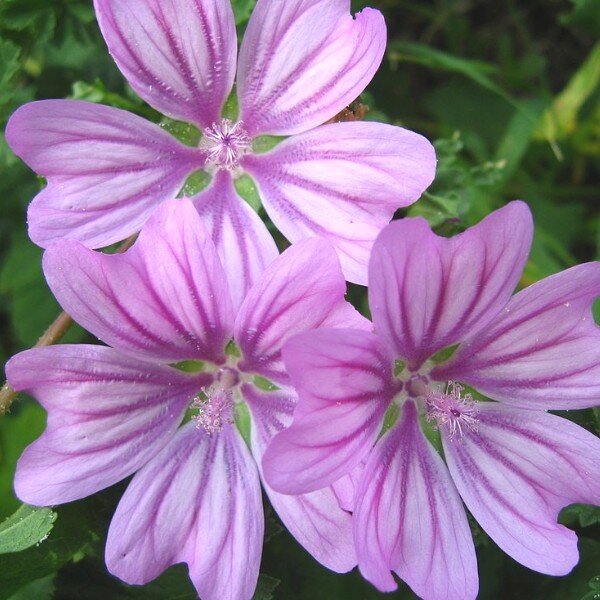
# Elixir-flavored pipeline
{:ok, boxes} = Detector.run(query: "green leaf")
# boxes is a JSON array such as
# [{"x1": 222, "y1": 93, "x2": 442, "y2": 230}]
[
  {"x1": 560, "y1": 0, "x2": 600, "y2": 37},
  {"x1": 560, "y1": 503, "x2": 600, "y2": 528},
  {"x1": 0, "y1": 232, "x2": 83, "y2": 346},
  {"x1": 0, "y1": 403, "x2": 46, "y2": 519},
  {"x1": 0, "y1": 505, "x2": 57, "y2": 554},
  {"x1": 388, "y1": 41, "x2": 508, "y2": 103},
  {"x1": 0, "y1": 40, "x2": 21, "y2": 93},
  {"x1": 538, "y1": 538, "x2": 600, "y2": 600},
  {"x1": 535, "y1": 42, "x2": 600, "y2": 142},
  {"x1": 252, "y1": 574, "x2": 280, "y2": 600},
  {"x1": 0, "y1": 489, "x2": 118, "y2": 599},
  {"x1": 6, "y1": 574, "x2": 54, "y2": 600}
]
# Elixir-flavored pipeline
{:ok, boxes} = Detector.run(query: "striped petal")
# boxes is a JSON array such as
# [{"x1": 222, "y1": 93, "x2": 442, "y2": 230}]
[
  {"x1": 263, "y1": 329, "x2": 395, "y2": 494},
  {"x1": 443, "y1": 403, "x2": 600, "y2": 575},
  {"x1": 369, "y1": 202, "x2": 533, "y2": 369},
  {"x1": 191, "y1": 171, "x2": 279, "y2": 311},
  {"x1": 355, "y1": 401, "x2": 478, "y2": 599},
  {"x1": 243, "y1": 122, "x2": 435, "y2": 284},
  {"x1": 8, "y1": 345, "x2": 206, "y2": 505},
  {"x1": 94, "y1": 0, "x2": 237, "y2": 127},
  {"x1": 237, "y1": 0, "x2": 386, "y2": 136},
  {"x1": 106, "y1": 423, "x2": 263, "y2": 600},
  {"x1": 234, "y1": 237, "x2": 369, "y2": 385},
  {"x1": 243, "y1": 384, "x2": 356, "y2": 573},
  {"x1": 434, "y1": 263, "x2": 600, "y2": 410},
  {"x1": 6, "y1": 100, "x2": 200, "y2": 249},
  {"x1": 43, "y1": 199, "x2": 235, "y2": 364}
]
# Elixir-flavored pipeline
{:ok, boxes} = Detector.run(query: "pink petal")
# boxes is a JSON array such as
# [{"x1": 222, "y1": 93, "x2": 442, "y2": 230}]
[
  {"x1": 7, "y1": 345, "x2": 206, "y2": 505},
  {"x1": 43, "y1": 199, "x2": 235, "y2": 364},
  {"x1": 234, "y1": 238, "x2": 369, "y2": 385},
  {"x1": 94, "y1": 0, "x2": 236, "y2": 127},
  {"x1": 443, "y1": 403, "x2": 600, "y2": 575},
  {"x1": 355, "y1": 401, "x2": 478, "y2": 599},
  {"x1": 243, "y1": 122, "x2": 436, "y2": 284},
  {"x1": 262, "y1": 329, "x2": 395, "y2": 494},
  {"x1": 242, "y1": 384, "x2": 356, "y2": 573},
  {"x1": 434, "y1": 263, "x2": 600, "y2": 409},
  {"x1": 370, "y1": 202, "x2": 533, "y2": 369},
  {"x1": 106, "y1": 423, "x2": 263, "y2": 600},
  {"x1": 331, "y1": 463, "x2": 365, "y2": 513},
  {"x1": 237, "y1": 1, "x2": 386, "y2": 136},
  {"x1": 6, "y1": 99, "x2": 201, "y2": 249},
  {"x1": 191, "y1": 171, "x2": 279, "y2": 311}
]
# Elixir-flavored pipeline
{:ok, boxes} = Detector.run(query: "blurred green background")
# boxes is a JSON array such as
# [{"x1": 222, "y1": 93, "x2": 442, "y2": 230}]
[{"x1": 0, "y1": 0, "x2": 598, "y2": 598}]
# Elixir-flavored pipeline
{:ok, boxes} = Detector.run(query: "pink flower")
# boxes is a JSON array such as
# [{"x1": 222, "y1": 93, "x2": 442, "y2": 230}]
[
  {"x1": 6, "y1": 199, "x2": 369, "y2": 600},
  {"x1": 263, "y1": 202, "x2": 600, "y2": 600},
  {"x1": 6, "y1": 0, "x2": 436, "y2": 308}
]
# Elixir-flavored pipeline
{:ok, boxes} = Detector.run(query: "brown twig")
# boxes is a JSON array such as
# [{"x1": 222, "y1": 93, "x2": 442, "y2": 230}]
[{"x1": 0, "y1": 233, "x2": 139, "y2": 416}]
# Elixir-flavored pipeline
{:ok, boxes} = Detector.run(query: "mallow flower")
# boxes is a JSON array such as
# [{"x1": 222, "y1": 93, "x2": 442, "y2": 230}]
[
  {"x1": 6, "y1": 199, "x2": 368, "y2": 600},
  {"x1": 6, "y1": 0, "x2": 436, "y2": 307},
  {"x1": 264, "y1": 202, "x2": 600, "y2": 600}
]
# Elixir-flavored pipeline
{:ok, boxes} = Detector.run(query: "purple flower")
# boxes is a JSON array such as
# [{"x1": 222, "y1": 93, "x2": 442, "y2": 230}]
[
  {"x1": 6, "y1": 199, "x2": 369, "y2": 600},
  {"x1": 6, "y1": 0, "x2": 436, "y2": 307},
  {"x1": 263, "y1": 202, "x2": 600, "y2": 600}
]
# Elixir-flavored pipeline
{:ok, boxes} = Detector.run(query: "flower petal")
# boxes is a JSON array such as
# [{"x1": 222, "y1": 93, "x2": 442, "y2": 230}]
[
  {"x1": 355, "y1": 401, "x2": 478, "y2": 599},
  {"x1": 43, "y1": 199, "x2": 235, "y2": 364},
  {"x1": 443, "y1": 403, "x2": 600, "y2": 575},
  {"x1": 262, "y1": 329, "x2": 394, "y2": 494},
  {"x1": 237, "y1": 0, "x2": 386, "y2": 136},
  {"x1": 94, "y1": 0, "x2": 236, "y2": 127},
  {"x1": 6, "y1": 100, "x2": 201, "y2": 249},
  {"x1": 106, "y1": 423, "x2": 263, "y2": 600},
  {"x1": 370, "y1": 202, "x2": 533, "y2": 369},
  {"x1": 242, "y1": 384, "x2": 356, "y2": 573},
  {"x1": 191, "y1": 171, "x2": 279, "y2": 311},
  {"x1": 7, "y1": 345, "x2": 205, "y2": 505},
  {"x1": 243, "y1": 122, "x2": 435, "y2": 283},
  {"x1": 234, "y1": 238, "x2": 369, "y2": 384},
  {"x1": 434, "y1": 263, "x2": 600, "y2": 409}
]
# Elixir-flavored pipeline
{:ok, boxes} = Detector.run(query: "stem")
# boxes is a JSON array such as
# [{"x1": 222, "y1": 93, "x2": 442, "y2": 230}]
[{"x1": 0, "y1": 233, "x2": 138, "y2": 416}]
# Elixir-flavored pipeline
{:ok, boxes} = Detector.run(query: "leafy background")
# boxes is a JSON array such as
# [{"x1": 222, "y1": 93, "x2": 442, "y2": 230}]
[{"x1": 0, "y1": 0, "x2": 599, "y2": 598}]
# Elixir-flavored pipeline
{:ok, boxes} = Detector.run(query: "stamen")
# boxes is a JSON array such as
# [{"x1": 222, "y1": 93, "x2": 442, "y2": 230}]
[
  {"x1": 426, "y1": 381, "x2": 478, "y2": 440},
  {"x1": 191, "y1": 386, "x2": 234, "y2": 435},
  {"x1": 201, "y1": 119, "x2": 252, "y2": 172}
]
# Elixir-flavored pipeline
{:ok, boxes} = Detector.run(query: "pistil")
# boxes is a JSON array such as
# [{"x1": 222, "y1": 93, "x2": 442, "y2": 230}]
[{"x1": 425, "y1": 381, "x2": 479, "y2": 439}]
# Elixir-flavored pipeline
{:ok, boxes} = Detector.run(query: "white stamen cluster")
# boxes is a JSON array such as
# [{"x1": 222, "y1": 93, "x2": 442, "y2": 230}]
[
  {"x1": 201, "y1": 119, "x2": 252, "y2": 172},
  {"x1": 192, "y1": 386, "x2": 234, "y2": 435},
  {"x1": 426, "y1": 381, "x2": 479, "y2": 440}
]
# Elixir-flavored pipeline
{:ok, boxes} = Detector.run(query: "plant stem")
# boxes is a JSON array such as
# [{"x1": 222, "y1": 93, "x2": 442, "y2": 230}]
[{"x1": 0, "y1": 233, "x2": 138, "y2": 416}]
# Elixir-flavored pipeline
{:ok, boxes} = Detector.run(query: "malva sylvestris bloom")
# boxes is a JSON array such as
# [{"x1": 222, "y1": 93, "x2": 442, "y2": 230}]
[
  {"x1": 6, "y1": 0, "x2": 436, "y2": 308},
  {"x1": 6, "y1": 199, "x2": 369, "y2": 600},
  {"x1": 264, "y1": 201, "x2": 600, "y2": 600}
]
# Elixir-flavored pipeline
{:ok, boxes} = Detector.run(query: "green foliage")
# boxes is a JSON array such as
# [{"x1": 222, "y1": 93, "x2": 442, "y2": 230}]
[
  {"x1": 0, "y1": 489, "x2": 117, "y2": 599},
  {"x1": 0, "y1": 505, "x2": 57, "y2": 554},
  {"x1": 0, "y1": 402, "x2": 46, "y2": 518},
  {"x1": 0, "y1": 0, "x2": 598, "y2": 598},
  {"x1": 252, "y1": 575, "x2": 281, "y2": 600}
]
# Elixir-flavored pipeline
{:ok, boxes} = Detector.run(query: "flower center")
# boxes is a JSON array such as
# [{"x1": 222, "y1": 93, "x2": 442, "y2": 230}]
[
  {"x1": 191, "y1": 367, "x2": 240, "y2": 434},
  {"x1": 425, "y1": 381, "x2": 479, "y2": 440},
  {"x1": 201, "y1": 119, "x2": 252, "y2": 172}
]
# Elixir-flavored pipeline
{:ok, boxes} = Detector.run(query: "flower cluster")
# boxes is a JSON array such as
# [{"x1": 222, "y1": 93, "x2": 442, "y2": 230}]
[{"x1": 4, "y1": 1, "x2": 600, "y2": 600}]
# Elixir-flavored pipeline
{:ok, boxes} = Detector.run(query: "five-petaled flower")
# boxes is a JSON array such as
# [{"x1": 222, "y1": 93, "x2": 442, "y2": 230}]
[
  {"x1": 7, "y1": 200, "x2": 369, "y2": 600},
  {"x1": 264, "y1": 202, "x2": 600, "y2": 600},
  {"x1": 6, "y1": 0, "x2": 436, "y2": 309}
]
